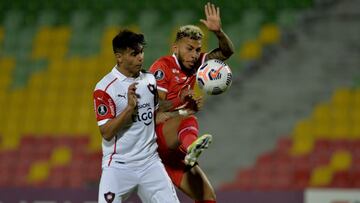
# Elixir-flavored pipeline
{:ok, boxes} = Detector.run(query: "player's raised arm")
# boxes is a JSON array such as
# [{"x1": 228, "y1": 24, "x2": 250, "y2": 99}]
[
  {"x1": 98, "y1": 83, "x2": 138, "y2": 141},
  {"x1": 200, "y1": 2, "x2": 235, "y2": 61}
]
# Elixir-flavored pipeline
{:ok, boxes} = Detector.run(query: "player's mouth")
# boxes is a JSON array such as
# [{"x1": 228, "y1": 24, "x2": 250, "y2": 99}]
[{"x1": 187, "y1": 61, "x2": 195, "y2": 67}]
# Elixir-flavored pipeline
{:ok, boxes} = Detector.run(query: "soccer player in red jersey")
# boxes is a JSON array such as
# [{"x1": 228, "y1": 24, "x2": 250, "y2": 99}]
[{"x1": 149, "y1": 2, "x2": 234, "y2": 203}]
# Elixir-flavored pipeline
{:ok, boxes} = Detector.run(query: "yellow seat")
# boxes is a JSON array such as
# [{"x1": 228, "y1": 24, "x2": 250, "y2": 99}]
[
  {"x1": 310, "y1": 166, "x2": 333, "y2": 187},
  {"x1": 28, "y1": 72, "x2": 45, "y2": 90},
  {"x1": 312, "y1": 121, "x2": 331, "y2": 138},
  {"x1": 352, "y1": 88, "x2": 360, "y2": 108},
  {"x1": 290, "y1": 137, "x2": 314, "y2": 156},
  {"x1": 51, "y1": 146, "x2": 72, "y2": 167},
  {"x1": 312, "y1": 103, "x2": 331, "y2": 122},
  {"x1": 258, "y1": 23, "x2": 280, "y2": 45},
  {"x1": 239, "y1": 40, "x2": 262, "y2": 60},
  {"x1": 1, "y1": 132, "x2": 20, "y2": 150},
  {"x1": 27, "y1": 161, "x2": 50, "y2": 183},
  {"x1": 32, "y1": 26, "x2": 52, "y2": 59},
  {"x1": 0, "y1": 57, "x2": 16, "y2": 74},
  {"x1": 332, "y1": 88, "x2": 351, "y2": 107},
  {"x1": 350, "y1": 125, "x2": 360, "y2": 139},
  {"x1": 89, "y1": 132, "x2": 102, "y2": 152},
  {"x1": 330, "y1": 150, "x2": 352, "y2": 171},
  {"x1": 331, "y1": 122, "x2": 351, "y2": 139},
  {"x1": 0, "y1": 75, "x2": 11, "y2": 90},
  {"x1": 292, "y1": 119, "x2": 314, "y2": 139}
]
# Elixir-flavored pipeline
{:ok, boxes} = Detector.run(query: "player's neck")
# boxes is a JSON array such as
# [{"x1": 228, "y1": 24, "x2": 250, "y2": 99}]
[{"x1": 116, "y1": 64, "x2": 139, "y2": 78}]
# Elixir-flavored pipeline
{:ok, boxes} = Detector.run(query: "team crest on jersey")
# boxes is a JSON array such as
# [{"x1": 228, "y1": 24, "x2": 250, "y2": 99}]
[
  {"x1": 97, "y1": 104, "x2": 108, "y2": 116},
  {"x1": 154, "y1": 69, "x2": 164, "y2": 80},
  {"x1": 104, "y1": 191, "x2": 115, "y2": 203}
]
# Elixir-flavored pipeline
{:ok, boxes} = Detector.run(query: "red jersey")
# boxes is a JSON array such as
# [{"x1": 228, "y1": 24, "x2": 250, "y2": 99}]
[{"x1": 149, "y1": 53, "x2": 207, "y2": 109}]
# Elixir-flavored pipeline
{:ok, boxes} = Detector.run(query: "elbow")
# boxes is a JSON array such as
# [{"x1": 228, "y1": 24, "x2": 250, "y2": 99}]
[
  {"x1": 100, "y1": 128, "x2": 114, "y2": 141},
  {"x1": 226, "y1": 49, "x2": 235, "y2": 58},
  {"x1": 102, "y1": 133, "x2": 113, "y2": 141},
  {"x1": 226, "y1": 45, "x2": 235, "y2": 57},
  {"x1": 222, "y1": 49, "x2": 234, "y2": 60}
]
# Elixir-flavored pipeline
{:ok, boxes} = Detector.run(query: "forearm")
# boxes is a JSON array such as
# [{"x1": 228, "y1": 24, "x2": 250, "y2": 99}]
[
  {"x1": 100, "y1": 106, "x2": 134, "y2": 141},
  {"x1": 214, "y1": 29, "x2": 235, "y2": 58},
  {"x1": 156, "y1": 111, "x2": 180, "y2": 124}
]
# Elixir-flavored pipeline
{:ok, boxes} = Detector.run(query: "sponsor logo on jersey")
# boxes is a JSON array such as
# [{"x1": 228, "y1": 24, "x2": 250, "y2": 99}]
[
  {"x1": 97, "y1": 104, "x2": 108, "y2": 116},
  {"x1": 104, "y1": 191, "x2": 115, "y2": 203},
  {"x1": 117, "y1": 93, "x2": 126, "y2": 99},
  {"x1": 137, "y1": 103, "x2": 150, "y2": 109},
  {"x1": 154, "y1": 69, "x2": 164, "y2": 80},
  {"x1": 132, "y1": 107, "x2": 153, "y2": 126}
]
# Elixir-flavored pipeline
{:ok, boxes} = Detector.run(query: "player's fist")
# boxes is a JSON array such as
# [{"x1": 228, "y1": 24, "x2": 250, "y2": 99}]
[
  {"x1": 184, "y1": 95, "x2": 203, "y2": 112},
  {"x1": 127, "y1": 83, "x2": 138, "y2": 109},
  {"x1": 179, "y1": 87, "x2": 194, "y2": 102}
]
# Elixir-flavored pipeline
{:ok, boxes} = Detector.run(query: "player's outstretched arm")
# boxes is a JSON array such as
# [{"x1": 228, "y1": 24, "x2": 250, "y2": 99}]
[
  {"x1": 200, "y1": 2, "x2": 234, "y2": 61},
  {"x1": 99, "y1": 83, "x2": 138, "y2": 141}
]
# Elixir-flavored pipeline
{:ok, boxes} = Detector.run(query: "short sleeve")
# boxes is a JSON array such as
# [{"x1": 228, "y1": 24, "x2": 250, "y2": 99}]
[
  {"x1": 149, "y1": 61, "x2": 170, "y2": 93},
  {"x1": 93, "y1": 89, "x2": 116, "y2": 126}
]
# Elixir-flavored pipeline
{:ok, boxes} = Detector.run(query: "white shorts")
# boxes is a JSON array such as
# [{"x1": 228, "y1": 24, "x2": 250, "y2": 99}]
[{"x1": 98, "y1": 157, "x2": 179, "y2": 203}]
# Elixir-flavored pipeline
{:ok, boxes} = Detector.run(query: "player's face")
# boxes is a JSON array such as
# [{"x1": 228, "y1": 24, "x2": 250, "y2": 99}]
[
  {"x1": 117, "y1": 45, "x2": 144, "y2": 77},
  {"x1": 174, "y1": 37, "x2": 202, "y2": 70}
]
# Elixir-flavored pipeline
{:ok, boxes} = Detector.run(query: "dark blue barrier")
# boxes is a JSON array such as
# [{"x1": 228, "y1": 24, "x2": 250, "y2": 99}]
[{"x1": 0, "y1": 188, "x2": 303, "y2": 203}]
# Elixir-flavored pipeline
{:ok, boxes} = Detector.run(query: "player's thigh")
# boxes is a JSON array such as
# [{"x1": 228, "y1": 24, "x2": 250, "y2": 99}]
[
  {"x1": 137, "y1": 160, "x2": 179, "y2": 203},
  {"x1": 162, "y1": 116, "x2": 185, "y2": 149},
  {"x1": 179, "y1": 165, "x2": 216, "y2": 200},
  {"x1": 98, "y1": 167, "x2": 137, "y2": 203}
]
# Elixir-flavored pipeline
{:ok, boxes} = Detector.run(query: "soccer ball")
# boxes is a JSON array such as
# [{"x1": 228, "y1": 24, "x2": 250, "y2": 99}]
[{"x1": 196, "y1": 59, "x2": 232, "y2": 95}]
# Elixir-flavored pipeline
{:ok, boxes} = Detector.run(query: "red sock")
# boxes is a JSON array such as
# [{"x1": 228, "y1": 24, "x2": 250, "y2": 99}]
[
  {"x1": 195, "y1": 201, "x2": 216, "y2": 203},
  {"x1": 178, "y1": 116, "x2": 199, "y2": 153}
]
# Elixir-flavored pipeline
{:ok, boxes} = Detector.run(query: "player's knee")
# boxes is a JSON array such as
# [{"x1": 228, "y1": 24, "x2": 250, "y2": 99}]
[
  {"x1": 178, "y1": 116, "x2": 199, "y2": 131},
  {"x1": 194, "y1": 185, "x2": 216, "y2": 201},
  {"x1": 150, "y1": 190, "x2": 179, "y2": 203}
]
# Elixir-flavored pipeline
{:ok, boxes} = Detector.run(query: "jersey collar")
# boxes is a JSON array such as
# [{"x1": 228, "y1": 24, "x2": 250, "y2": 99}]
[
  {"x1": 172, "y1": 54, "x2": 181, "y2": 70},
  {"x1": 111, "y1": 65, "x2": 144, "y2": 81}
]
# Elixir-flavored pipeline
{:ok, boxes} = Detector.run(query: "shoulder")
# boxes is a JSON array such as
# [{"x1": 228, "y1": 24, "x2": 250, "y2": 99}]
[
  {"x1": 141, "y1": 71, "x2": 156, "y2": 82},
  {"x1": 149, "y1": 56, "x2": 175, "y2": 71},
  {"x1": 149, "y1": 56, "x2": 175, "y2": 80},
  {"x1": 95, "y1": 72, "x2": 118, "y2": 92}
]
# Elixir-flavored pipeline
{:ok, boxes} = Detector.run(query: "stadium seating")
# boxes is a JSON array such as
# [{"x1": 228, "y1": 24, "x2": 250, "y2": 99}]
[
  {"x1": 221, "y1": 87, "x2": 360, "y2": 190},
  {"x1": 0, "y1": 0, "x2": 315, "y2": 188}
]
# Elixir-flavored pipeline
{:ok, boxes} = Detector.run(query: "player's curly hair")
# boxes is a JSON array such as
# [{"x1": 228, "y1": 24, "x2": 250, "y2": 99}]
[
  {"x1": 175, "y1": 25, "x2": 204, "y2": 42},
  {"x1": 112, "y1": 29, "x2": 146, "y2": 53}
]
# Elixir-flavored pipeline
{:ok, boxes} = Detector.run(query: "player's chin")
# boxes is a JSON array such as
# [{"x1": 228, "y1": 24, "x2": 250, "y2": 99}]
[
  {"x1": 135, "y1": 65, "x2": 142, "y2": 71},
  {"x1": 184, "y1": 62, "x2": 194, "y2": 69}
]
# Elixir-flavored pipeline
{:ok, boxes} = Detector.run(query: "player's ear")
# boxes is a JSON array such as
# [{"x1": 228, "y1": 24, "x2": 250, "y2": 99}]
[
  {"x1": 172, "y1": 44, "x2": 178, "y2": 54},
  {"x1": 115, "y1": 52, "x2": 123, "y2": 63}
]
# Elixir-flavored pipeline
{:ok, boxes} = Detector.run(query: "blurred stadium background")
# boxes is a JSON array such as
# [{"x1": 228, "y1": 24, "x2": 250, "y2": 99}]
[{"x1": 0, "y1": 0, "x2": 359, "y2": 202}]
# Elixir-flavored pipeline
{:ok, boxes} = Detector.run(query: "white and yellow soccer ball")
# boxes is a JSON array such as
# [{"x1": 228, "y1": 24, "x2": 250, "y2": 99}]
[{"x1": 196, "y1": 59, "x2": 232, "y2": 95}]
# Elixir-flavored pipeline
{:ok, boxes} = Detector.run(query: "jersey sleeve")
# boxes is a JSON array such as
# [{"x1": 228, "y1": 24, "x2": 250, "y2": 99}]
[
  {"x1": 93, "y1": 89, "x2": 116, "y2": 126},
  {"x1": 149, "y1": 61, "x2": 170, "y2": 93}
]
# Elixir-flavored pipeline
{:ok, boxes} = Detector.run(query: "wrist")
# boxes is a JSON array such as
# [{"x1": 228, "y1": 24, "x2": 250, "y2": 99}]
[
  {"x1": 213, "y1": 28, "x2": 223, "y2": 36},
  {"x1": 178, "y1": 109, "x2": 189, "y2": 116},
  {"x1": 124, "y1": 105, "x2": 135, "y2": 114}
]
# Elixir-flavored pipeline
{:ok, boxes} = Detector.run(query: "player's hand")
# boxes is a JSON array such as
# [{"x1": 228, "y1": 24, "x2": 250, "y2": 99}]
[
  {"x1": 184, "y1": 95, "x2": 203, "y2": 112},
  {"x1": 195, "y1": 96, "x2": 204, "y2": 111},
  {"x1": 127, "y1": 83, "x2": 138, "y2": 110},
  {"x1": 179, "y1": 88, "x2": 194, "y2": 102},
  {"x1": 200, "y1": 2, "x2": 221, "y2": 33}
]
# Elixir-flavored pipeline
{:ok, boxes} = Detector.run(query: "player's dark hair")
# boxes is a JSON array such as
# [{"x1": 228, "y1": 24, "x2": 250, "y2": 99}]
[{"x1": 112, "y1": 29, "x2": 146, "y2": 53}]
